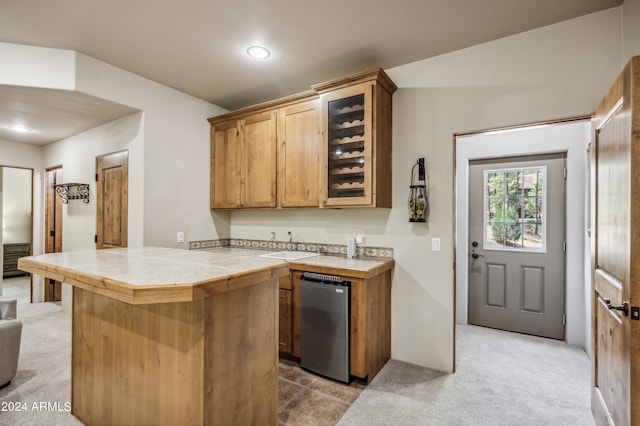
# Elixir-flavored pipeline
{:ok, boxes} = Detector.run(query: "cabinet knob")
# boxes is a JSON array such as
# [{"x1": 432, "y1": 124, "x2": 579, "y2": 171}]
[
  {"x1": 281, "y1": 203, "x2": 285, "y2": 208},
  {"x1": 322, "y1": 199, "x2": 327, "y2": 205}
]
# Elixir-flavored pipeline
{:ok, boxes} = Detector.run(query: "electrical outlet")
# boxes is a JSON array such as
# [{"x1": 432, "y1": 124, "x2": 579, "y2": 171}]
[
  {"x1": 432, "y1": 238, "x2": 441, "y2": 251},
  {"x1": 356, "y1": 234, "x2": 365, "y2": 246},
  {"x1": 177, "y1": 232, "x2": 185, "y2": 243}
]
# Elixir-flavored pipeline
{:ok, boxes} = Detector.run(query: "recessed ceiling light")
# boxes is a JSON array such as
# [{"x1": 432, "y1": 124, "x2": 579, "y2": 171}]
[
  {"x1": 8, "y1": 124, "x2": 32, "y2": 133},
  {"x1": 247, "y1": 45, "x2": 270, "y2": 60}
]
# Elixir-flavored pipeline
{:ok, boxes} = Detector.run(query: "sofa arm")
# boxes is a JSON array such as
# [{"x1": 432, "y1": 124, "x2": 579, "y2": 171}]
[
  {"x1": 0, "y1": 319, "x2": 22, "y2": 387},
  {"x1": 0, "y1": 299, "x2": 18, "y2": 320}
]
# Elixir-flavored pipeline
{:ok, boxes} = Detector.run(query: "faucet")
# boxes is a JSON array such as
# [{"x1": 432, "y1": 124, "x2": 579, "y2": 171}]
[{"x1": 287, "y1": 231, "x2": 293, "y2": 251}]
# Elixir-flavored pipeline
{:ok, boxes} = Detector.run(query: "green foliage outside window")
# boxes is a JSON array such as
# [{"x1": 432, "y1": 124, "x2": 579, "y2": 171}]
[{"x1": 486, "y1": 168, "x2": 543, "y2": 249}]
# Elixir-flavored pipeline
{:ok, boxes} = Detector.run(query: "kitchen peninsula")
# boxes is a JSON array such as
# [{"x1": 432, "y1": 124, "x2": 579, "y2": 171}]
[{"x1": 18, "y1": 247, "x2": 289, "y2": 426}]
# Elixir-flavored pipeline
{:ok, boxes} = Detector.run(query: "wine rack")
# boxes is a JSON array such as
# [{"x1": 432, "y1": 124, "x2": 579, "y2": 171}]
[{"x1": 327, "y1": 94, "x2": 366, "y2": 198}]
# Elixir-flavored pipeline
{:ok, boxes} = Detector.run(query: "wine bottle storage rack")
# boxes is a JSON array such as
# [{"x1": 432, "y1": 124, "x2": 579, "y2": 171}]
[{"x1": 328, "y1": 94, "x2": 366, "y2": 198}]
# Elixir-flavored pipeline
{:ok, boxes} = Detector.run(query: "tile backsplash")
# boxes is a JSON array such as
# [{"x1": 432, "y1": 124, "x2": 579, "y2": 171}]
[{"x1": 189, "y1": 238, "x2": 394, "y2": 259}]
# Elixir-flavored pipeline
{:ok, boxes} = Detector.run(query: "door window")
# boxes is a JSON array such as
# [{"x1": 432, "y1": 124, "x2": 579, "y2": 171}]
[{"x1": 483, "y1": 166, "x2": 546, "y2": 252}]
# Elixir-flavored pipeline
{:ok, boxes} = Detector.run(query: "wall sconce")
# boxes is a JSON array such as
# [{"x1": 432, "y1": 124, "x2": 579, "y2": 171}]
[{"x1": 408, "y1": 158, "x2": 428, "y2": 222}]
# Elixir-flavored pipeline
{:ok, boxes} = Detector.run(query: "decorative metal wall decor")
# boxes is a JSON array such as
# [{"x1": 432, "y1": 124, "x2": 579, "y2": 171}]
[
  {"x1": 54, "y1": 183, "x2": 90, "y2": 204},
  {"x1": 408, "y1": 158, "x2": 428, "y2": 222}
]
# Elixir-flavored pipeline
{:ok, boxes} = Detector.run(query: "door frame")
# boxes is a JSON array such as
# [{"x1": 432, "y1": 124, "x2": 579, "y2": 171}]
[
  {"x1": 453, "y1": 117, "x2": 591, "y2": 370},
  {"x1": 44, "y1": 165, "x2": 63, "y2": 302}
]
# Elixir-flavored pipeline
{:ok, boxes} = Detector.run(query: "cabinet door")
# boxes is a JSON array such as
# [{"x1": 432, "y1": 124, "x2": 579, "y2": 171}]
[
  {"x1": 349, "y1": 278, "x2": 367, "y2": 378},
  {"x1": 320, "y1": 83, "x2": 373, "y2": 207},
  {"x1": 291, "y1": 271, "x2": 303, "y2": 357},
  {"x1": 241, "y1": 111, "x2": 277, "y2": 208},
  {"x1": 278, "y1": 99, "x2": 321, "y2": 207},
  {"x1": 279, "y1": 288, "x2": 292, "y2": 353},
  {"x1": 211, "y1": 120, "x2": 241, "y2": 208}
]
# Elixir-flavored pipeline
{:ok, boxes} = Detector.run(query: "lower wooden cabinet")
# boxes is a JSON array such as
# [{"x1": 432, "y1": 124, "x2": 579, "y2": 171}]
[
  {"x1": 279, "y1": 267, "x2": 392, "y2": 383},
  {"x1": 278, "y1": 275, "x2": 293, "y2": 354},
  {"x1": 348, "y1": 272, "x2": 392, "y2": 381}
]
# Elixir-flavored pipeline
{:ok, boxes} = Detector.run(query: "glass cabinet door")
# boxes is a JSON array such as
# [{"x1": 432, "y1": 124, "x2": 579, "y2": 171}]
[{"x1": 322, "y1": 83, "x2": 373, "y2": 206}]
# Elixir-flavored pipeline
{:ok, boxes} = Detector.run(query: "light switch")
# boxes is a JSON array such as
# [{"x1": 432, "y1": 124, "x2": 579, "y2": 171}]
[
  {"x1": 432, "y1": 238, "x2": 441, "y2": 251},
  {"x1": 177, "y1": 232, "x2": 185, "y2": 243}
]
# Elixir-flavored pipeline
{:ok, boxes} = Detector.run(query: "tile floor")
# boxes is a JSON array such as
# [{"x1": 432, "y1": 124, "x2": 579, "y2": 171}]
[
  {"x1": 4, "y1": 279, "x2": 364, "y2": 424},
  {"x1": 278, "y1": 359, "x2": 365, "y2": 425}
]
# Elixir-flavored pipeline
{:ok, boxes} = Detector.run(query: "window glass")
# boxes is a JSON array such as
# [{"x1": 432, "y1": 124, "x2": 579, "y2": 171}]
[{"x1": 483, "y1": 166, "x2": 546, "y2": 252}]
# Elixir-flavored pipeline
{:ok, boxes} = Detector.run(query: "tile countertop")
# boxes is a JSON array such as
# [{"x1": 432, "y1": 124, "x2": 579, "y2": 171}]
[
  {"x1": 17, "y1": 246, "x2": 289, "y2": 304},
  {"x1": 201, "y1": 247, "x2": 395, "y2": 279}
]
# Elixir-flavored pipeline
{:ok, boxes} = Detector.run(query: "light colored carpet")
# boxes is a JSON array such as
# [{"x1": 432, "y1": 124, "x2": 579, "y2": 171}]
[
  {"x1": 1, "y1": 303, "x2": 594, "y2": 425},
  {"x1": 339, "y1": 325, "x2": 594, "y2": 426},
  {"x1": 0, "y1": 302, "x2": 81, "y2": 425},
  {"x1": 1, "y1": 276, "x2": 31, "y2": 305}
]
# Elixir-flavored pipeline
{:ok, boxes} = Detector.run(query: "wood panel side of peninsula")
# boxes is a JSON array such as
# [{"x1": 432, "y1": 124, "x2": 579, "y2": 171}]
[{"x1": 18, "y1": 248, "x2": 288, "y2": 425}]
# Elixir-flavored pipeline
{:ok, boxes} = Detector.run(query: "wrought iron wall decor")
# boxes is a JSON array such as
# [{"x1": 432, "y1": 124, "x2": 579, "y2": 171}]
[
  {"x1": 54, "y1": 183, "x2": 90, "y2": 204},
  {"x1": 408, "y1": 158, "x2": 428, "y2": 222}
]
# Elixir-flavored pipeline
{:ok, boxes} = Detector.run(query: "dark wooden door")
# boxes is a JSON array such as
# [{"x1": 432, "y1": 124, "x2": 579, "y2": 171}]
[
  {"x1": 591, "y1": 56, "x2": 640, "y2": 425},
  {"x1": 44, "y1": 166, "x2": 62, "y2": 301},
  {"x1": 96, "y1": 151, "x2": 128, "y2": 249}
]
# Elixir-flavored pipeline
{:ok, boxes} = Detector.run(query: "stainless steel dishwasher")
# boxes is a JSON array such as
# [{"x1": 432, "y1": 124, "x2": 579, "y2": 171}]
[{"x1": 300, "y1": 272, "x2": 350, "y2": 383}]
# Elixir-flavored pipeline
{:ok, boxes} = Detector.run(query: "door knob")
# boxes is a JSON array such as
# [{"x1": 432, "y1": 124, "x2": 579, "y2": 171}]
[
  {"x1": 603, "y1": 299, "x2": 629, "y2": 316},
  {"x1": 471, "y1": 241, "x2": 482, "y2": 259}
]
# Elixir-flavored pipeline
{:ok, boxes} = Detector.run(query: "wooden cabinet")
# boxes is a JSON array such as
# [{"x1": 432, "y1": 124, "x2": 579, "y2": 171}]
[
  {"x1": 3, "y1": 242, "x2": 31, "y2": 278},
  {"x1": 348, "y1": 272, "x2": 392, "y2": 381},
  {"x1": 277, "y1": 99, "x2": 321, "y2": 208},
  {"x1": 278, "y1": 275, "x2": 293, "y2": 353},
  {"x1": 210, "y1": 120, "x2": 241, "y2": 208},
  {"x1": 210, "y1": 111, "x2": 277, "y2": 208},
  {"x1": 315, "y1": 69, "x2": 396, "y2": 208},
  {"x1": 208, "y1": 68, "x2": 395, "y2": 210},
  {"x1": 283, "y1": 266, "x2": 392, "y2": 383}
]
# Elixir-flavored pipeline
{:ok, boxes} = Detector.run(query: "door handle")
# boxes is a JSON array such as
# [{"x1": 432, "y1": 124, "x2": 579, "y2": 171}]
[
  {"x1": 603, "y1": 299, "x2": 629, "y2": 316},
  {"x1": 471, "y1": 241, "x2": 483, "y2": 259}
]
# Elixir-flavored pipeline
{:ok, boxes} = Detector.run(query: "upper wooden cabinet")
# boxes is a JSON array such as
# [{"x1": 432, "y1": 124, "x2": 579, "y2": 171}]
[
  {"x1": 210, "y1": 111, "x2": 277, "y2": 208},
  {"x1": 210, "y1": 119, "x2": 241, "y2": 208},
  {"x1": 277, "y1": 99, "x2": 321, "y2": 208},
  {"x1": 242, "y1": 111, "x2": 278, "y2": 208},
  {"x1": 208, "y1": 68, "x2": 395, "y2": 210},
  {"x1": 314, "y1": 69, "x2": 396, "y2": 208}
]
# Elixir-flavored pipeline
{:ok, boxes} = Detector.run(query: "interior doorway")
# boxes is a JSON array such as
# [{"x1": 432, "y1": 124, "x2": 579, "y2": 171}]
[
  {"x1": 455, "y1": 118, "x2": 591, "y2": 363},
  {"x1": 44, "y1": 166, "x2": 63, "y2": 302},
  {"x1": 1, "y1": 166, "x2": 34, "y2": 303}
]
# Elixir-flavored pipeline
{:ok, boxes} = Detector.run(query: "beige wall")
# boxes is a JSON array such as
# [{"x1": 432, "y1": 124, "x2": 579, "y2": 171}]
[
  {"x1": 0, "y1": 45, "x2": 230, "y2": 309},
  {"x1": 230, "y1": 8, "x2": 624, "y2": 372},
  {"x1": 624, "y1": 0, "x2": 640, "y2": 63},
  {"x1": 74, "y1": 53, "x2": 231, "y2": 247},
  {"x1": 39, "y1": 53, "x2": 230, "y2": 312},
  {"x1": 43, "y1": 113, "x2": 144, "y2": 311}
]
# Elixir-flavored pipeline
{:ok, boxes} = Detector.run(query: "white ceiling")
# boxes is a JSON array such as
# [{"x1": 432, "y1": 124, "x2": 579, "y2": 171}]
[
  {"x1": 0, "y1": 0, "x2": 622, "y2": 145},
  {"x1": 0, "y1": 86, "x2": 138, "y2": 146}
]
